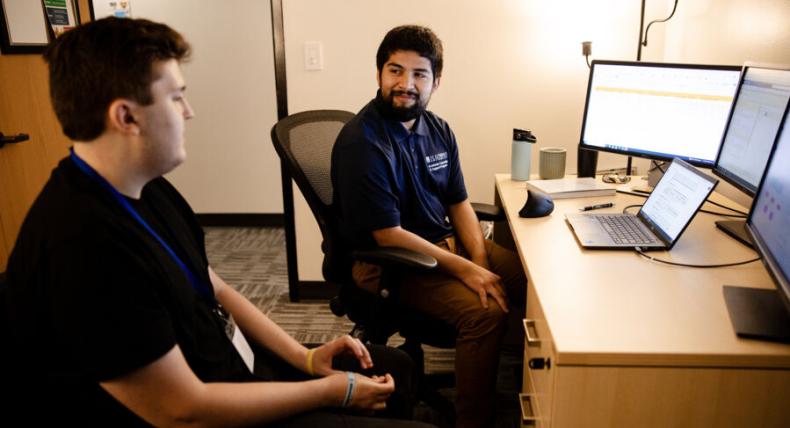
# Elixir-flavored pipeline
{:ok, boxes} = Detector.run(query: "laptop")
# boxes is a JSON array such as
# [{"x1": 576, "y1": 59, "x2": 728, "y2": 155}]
[{"x1": 565, "y1": 158, "x2": 718, "y2": 250}]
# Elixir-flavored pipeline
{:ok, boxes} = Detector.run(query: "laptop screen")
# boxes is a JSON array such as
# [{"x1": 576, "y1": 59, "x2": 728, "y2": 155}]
[{"x1": 638, "y1": 159, "x2": 718, "y2": 244}]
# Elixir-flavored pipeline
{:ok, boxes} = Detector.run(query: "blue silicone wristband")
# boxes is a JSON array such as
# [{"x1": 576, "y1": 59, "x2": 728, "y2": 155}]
[{"x1": 341, "y1": 372, "x2": 355, "y2": 408}]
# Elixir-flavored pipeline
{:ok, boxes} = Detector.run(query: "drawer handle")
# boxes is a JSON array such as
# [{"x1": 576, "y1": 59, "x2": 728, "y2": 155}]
[
  {"x1": 529, "y1": 357, "x2": 551, "y2": 370},
  {"x1": 523, "y1": 319, "x2": 541, "y2": 345},
  {"x1": 518, "y1": 393, "x2": 539, "y2": 424}
]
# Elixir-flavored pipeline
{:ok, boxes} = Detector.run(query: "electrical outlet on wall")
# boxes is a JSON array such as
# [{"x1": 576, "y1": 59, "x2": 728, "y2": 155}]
[{"x1": 304, "y1": 41, "x2": 323, "y2": 71}]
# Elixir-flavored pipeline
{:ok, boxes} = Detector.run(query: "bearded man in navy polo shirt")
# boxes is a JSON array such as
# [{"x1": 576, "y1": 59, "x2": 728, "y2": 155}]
[{"x1": 332, "y1": 25, "x2": 527, "y2": 428}]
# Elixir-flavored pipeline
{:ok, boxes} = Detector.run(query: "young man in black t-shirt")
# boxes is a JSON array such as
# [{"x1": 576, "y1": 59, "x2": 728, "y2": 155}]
[{"x1": 5, "y1": 17, "x2": 432, "y2": 428}]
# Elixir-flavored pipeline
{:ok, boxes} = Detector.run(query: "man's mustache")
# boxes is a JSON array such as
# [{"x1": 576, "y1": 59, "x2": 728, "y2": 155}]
[{"x1": 391, "y1": 90, "x2": 418, "y2": 98}]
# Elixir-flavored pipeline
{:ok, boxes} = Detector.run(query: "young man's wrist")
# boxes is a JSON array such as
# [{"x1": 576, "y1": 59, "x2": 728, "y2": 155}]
[{"x1": 317, "y1": 373, "x2": 348, "y2": 407}]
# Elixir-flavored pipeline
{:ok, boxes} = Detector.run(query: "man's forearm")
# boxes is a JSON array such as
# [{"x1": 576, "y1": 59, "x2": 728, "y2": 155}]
[
  {"x1": 210, "y1": 267, "x2": 309, "y2": 372},
  {"x1": 448, "y1": 200, "x2": 488, "y2": 265}
]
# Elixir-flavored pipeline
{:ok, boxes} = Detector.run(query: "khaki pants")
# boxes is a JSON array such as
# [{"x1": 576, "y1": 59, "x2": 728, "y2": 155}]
[{"x1": 353, "y1": 237, "x2": 527, "y2": 428}]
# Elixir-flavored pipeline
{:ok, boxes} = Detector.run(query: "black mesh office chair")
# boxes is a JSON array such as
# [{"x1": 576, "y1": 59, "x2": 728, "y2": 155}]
[{"x1": 270, "y1": 109, "x2": 504, "y2": 391}]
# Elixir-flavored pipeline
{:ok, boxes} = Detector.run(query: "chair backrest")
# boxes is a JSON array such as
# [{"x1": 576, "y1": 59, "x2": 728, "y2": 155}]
[{"x1": 270, "y1": 110, "x2": 356, "y2": 284}]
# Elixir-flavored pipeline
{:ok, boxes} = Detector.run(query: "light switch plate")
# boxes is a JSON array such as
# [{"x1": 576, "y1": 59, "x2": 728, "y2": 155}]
[{"x1": 304, "y1": 41, "x2": 323, "y2": 71}]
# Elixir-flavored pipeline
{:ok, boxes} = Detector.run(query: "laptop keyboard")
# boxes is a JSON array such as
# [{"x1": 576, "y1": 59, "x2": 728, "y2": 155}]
[{"x1": 594, "y1": 215, "x2": 659, "y2": 245}]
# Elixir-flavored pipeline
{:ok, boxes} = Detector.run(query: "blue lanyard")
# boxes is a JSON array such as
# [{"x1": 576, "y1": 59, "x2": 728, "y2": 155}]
[{"x1": 69, "y1": 148, "x2": 215, "y2": 303}]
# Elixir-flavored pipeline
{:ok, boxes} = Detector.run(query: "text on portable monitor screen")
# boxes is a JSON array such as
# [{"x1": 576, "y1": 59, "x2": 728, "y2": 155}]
[{"x1": 581, "y1": 62, "x2": 740, "y2": 166}]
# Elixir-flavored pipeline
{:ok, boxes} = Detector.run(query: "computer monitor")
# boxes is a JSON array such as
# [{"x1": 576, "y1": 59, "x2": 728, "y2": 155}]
[
  {"x1": 579, "y1": 60, "x2": 741, "y2": 168},
  {"x1": 712, "y1": 64, "x2": 790, "y2": 247},
  {"x1": 723, "y1": 104, "x2": 790, "y2": 343}
]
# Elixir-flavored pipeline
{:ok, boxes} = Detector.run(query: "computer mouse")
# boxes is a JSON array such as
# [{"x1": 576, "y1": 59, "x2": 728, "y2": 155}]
[{"x1": 519, "y1": 189, "x2": 554, "y2": 218}]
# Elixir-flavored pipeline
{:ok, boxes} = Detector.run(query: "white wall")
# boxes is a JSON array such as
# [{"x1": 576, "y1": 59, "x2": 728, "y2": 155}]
[{"x1": 133, "y1": 0, "x2": 281, "y2": 213}]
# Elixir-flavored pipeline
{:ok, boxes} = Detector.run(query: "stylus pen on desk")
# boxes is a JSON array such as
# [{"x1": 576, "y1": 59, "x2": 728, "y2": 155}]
[{"x1": 580, "y1": 202, "x2": 614, "y2": 211}]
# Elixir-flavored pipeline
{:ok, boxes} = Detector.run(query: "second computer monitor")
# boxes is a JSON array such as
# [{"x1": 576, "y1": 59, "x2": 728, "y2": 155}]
[
  {"x1": 579, "y1": 60, "x2": 741, "y2": 167},
  {"x1": 713, "y1": 63, "x2": 790, "y2": 196}
]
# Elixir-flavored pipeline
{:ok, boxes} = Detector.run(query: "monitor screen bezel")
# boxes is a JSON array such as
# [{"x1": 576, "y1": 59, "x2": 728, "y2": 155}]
[
  {"x1": 712, "y1": 62, "x2": 790, "y2": 197},
  {"x1": 579, "y1": 59, "x2": 741, "y2": 168},
  {"x1": 746, "y1": 105, "x2": 790, "y2": 315}
]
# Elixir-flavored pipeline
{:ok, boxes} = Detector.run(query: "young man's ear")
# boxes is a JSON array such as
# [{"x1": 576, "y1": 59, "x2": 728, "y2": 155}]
[
  {"x1": 433, "y1": 76, "x2": 441, "y2": 91},
  {"x1": 107, "y1": 99, "x2": 140, "y2": 136}
]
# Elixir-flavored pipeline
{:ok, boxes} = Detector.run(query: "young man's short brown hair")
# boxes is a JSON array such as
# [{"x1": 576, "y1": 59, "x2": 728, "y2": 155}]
[
  {"x1": 376, "y1": 25, "x2": 443, "y2": 79},
  {"x1": 44, "y1": 17, "x2": 191, "y2": 141}
]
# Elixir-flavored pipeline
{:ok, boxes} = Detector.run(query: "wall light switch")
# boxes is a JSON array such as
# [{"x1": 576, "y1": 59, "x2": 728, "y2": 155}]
[{"x1": 304, "y1": 41, "x2": 323, "y2": 71}]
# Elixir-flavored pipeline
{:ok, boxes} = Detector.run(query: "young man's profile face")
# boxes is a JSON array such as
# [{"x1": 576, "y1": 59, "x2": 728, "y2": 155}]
[
  {"x1": 377, "y1": 50, "x2": 439, "y2": 120},
  {"x1": 133, "y1": 59, "x2": 195, "y2": 176}
]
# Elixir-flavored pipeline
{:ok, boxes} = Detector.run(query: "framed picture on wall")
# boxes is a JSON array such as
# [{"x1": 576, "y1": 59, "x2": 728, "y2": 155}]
[
  {"x1": 89, "y1": 0, "x2": 132, "y2": 20},
  {"x1": 0, "y1": 0, "x2": 79, "y2": 54},
  {"x1": 42, "y1": 0, "x2": 80, "y2": 39},
  {"x1": 0, "y1": 0, "x2": 50, "y2": 54}
]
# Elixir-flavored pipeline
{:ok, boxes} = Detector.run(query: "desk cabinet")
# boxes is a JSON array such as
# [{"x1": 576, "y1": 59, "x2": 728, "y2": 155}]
[
  {"x1": 493, "y1": 174, "x2": 790, "y2": 428},
  {"x1": 520, "y1": 290, "x2": 790, "y2": 428}
]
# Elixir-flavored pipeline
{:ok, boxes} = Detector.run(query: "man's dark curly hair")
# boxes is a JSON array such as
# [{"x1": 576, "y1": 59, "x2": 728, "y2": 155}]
[
  {"x1": 44, "y1": 17, "x2": 191, "y2": 141},
  {"x1": 376, "y1": 25, "x2": 443, "y2": 79}
]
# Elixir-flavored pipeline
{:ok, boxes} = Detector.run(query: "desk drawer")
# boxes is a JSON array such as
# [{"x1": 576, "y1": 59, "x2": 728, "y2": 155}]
[{"x1": 523, "y1": 283, "x2": 556, "y2": 427}]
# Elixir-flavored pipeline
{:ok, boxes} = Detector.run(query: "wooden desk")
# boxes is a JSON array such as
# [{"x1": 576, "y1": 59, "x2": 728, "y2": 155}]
[{"x1": 494, "y1": 174, "x2": 790, "y2": 428}]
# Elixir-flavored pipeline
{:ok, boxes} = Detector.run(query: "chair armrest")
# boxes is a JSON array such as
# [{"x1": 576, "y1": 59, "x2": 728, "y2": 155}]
[
  {"x1": 353, "y1": 247, "x2": 437, "y2": 272},
  {"x1": 471, "y1": 202, "x2": 504, "y2": 221}
]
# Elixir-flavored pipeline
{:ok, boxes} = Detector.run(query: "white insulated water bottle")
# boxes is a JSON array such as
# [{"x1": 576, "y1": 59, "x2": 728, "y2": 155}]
[{"x1": 511, "y1": 128, "x2": 536, "y2": 181}]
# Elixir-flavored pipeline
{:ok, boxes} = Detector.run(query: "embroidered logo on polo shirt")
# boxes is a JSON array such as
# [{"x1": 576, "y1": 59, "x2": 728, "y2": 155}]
[{"x1": 426, "y1": 152, "x2": 449, "y2": 172}]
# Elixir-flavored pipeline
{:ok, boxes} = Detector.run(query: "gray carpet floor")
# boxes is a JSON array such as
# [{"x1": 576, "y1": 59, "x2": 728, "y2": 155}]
[{"x1": 204, "y1": 226, "x2": 521, "y2": 428}]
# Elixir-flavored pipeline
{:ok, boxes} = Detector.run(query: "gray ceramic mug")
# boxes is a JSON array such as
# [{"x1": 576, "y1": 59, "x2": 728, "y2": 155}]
[{"x1": 539, "y1": 147, "x2": 566, "y2": 179}]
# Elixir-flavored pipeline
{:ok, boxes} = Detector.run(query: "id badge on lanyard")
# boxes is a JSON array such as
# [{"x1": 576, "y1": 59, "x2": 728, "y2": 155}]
[{"x1": 70, "y1": 148, "x2": 254, "y2": 371}]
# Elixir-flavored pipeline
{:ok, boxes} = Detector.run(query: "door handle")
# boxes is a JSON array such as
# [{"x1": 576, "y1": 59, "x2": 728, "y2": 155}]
[{"x1": 0, "y1": 132, "x2": 30, "y2": 149}]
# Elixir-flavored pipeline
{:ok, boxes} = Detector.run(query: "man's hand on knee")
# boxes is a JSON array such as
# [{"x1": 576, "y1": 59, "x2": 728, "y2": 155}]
[{"x1": 456, "y1": 260, "x2": 509, "y2": 313}]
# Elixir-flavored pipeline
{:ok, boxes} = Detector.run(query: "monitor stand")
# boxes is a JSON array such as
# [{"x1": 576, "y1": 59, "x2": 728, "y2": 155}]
[
  {"x1": 629, "y1": 160, "x2": 667, "y2": 194},
  {"x1": 646, "y1": 160, "x2": 666, "y2": 188},
  {"x1": 723, "y1": 285, "x2": 790, "y2": 344},
  {"x1": 715, "y1": 220, "x2": 755, "y2": 249}
]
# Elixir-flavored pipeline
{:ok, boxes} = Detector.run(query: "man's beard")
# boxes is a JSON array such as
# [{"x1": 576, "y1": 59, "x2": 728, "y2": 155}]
[{"x1": 376, "y1": 89, "x2": 426, "y2": 122}]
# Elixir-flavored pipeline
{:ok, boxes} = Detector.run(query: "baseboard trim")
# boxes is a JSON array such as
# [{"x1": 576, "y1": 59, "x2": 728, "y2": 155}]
[
  {"x1": 295, "y1": 281, "x2": 340, "y2": 301},
  {"x1": 196, "y1": 214, "x2": 284, "y2": 228}
]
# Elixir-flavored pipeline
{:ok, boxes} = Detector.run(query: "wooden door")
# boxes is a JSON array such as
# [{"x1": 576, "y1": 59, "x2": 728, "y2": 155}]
[
  {"x1": 0, "y1": 1, "x2": 90, "y2": 271},
  {"x1": 0, "y1": 54, "x2": 70, "y2": 271}
]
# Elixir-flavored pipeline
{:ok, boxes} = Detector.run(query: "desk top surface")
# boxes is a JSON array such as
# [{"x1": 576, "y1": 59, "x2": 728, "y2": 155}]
[{"x1": 495, "y1": 174, "x2": 790, "y2": 368}]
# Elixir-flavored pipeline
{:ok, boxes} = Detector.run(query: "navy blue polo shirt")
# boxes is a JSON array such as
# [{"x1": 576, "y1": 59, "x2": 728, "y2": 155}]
[{"x1": 332, "y1": 96, "x2": 468, "y2": 249}]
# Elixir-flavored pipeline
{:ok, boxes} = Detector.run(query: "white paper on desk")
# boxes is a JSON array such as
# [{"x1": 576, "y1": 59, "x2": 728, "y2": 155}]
[{"x1": 526, "y1": 178, "x2": 615, "y2": 199}]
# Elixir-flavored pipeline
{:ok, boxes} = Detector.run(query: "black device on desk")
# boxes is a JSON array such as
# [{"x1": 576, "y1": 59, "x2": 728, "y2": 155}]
[
  {"x1": 711, "y1": 63, "x2": 790, "y2": 248},
  {"x1": 519, "y1": 189, "x2": 554, "y2": 218},
  {"x1": 577, "y1": 60, "x2": 741, "y2": 177},
  {"x1": 723, "y1": 103, "x2": 790, "y2": 343}
]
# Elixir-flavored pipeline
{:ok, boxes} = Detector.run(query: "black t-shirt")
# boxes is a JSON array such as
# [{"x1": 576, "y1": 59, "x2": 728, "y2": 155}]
[{"x1": 6, "y1": 157, "x2": 254, "y2": 426}]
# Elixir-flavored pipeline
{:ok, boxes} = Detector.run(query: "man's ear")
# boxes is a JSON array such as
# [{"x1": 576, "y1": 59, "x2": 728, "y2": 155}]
[
  {"x1": 433, "y1": 76, "x2": 441, "y2": 91},
  {"x1": 107, "y1": 99, "x2": 140, "y2": 136},
  {"x1": 376, "y1": 69, "x2": 382, "y2": 88}
]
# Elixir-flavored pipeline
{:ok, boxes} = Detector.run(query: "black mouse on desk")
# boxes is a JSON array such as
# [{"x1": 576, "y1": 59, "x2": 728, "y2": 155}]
[{"x1": 519, "y1": 189, "x2": 554, "y2": 218}]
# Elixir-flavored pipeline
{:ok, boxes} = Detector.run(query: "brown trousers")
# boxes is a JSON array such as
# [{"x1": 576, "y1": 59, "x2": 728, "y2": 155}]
[{"x1": 353, "y1": 237, "x2": 526, "y2": 428}]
